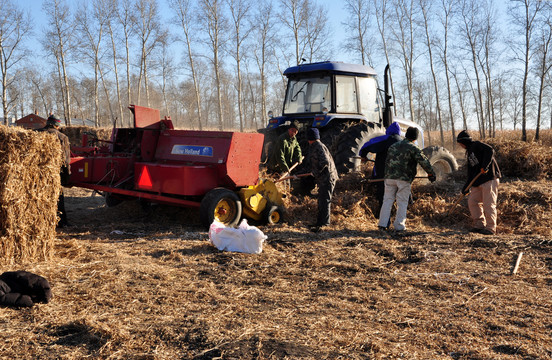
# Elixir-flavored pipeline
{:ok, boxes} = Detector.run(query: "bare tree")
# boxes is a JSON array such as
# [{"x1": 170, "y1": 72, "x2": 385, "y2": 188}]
[
  {"x1": 303, "y1": 2, "x2": 332, "y2": 62},
  {"x1": 451, "y1": 66, "x2": 469, "y2": 130},
  {"x1": 251, "y1": 0, "x2": 277, "y2": 127},
  {"x1": 476, "y1": 2, "x2": 499, "y2": 138},
  {"x1": 75, "y1": 0, "x2": 110, "y2": 127},
  {"x1": 134, "y1": 0, "x2": 167, "y2": 107},
  {"x1": 534, "y1": 10, "x2": 552, "y2": 140},
  {"x1": 279, "y1": 0, "x2": 308, "y2": 65},
  {"x1": 170, "y1": 0, "x2": 204, "y2": 130},
  {"x1": 508, "y1": 0, "x2": 546, "y2": 141},
  {"x1": 389, "y1": 0, "x2": 419, "y2": 122},
  {"x1": 374, "y1": 0, "x2": 397, "y2": 116},
  {"x1": 200, "y1": 0, "x2": 228, "y2": 130},
  {"x1": 43, "y1": 0, "x2": 74, "y2": 124},
  {"x1": 437, "y1": 0, "x2": 457, "y2": 148},
  {"x1": 419, "y1": 0, "x2": 444, "y2": 145},
  {"x1": 105, "y1": 0, "x2": 124, "y2": 127},
  {"x1": 0, "y1": 0, "x2": 31, "y2": 125},
  {"x1": 116, "y1": 0, "x2": 135, "y2": 126},
  {"x1": 156, "y1": 40, "x2": 176, "y2": 118},
  {"x1": 226, "y1": 0, "x2": 253, "y2": 132},
  {"x1": 343, "y1": 0, "x2": 374, "y2": 66},
  {"x1": 459, "y1": 0, "x2": 486, "y2": 138}
]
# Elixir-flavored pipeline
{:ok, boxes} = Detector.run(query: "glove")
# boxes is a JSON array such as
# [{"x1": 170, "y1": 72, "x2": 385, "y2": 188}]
[
  {"x1": 428, "y1": 174, "x2": 436, "y2": 183},
  {"x1": 480, "y1": 168, "x2": 488, "y2": 174}
]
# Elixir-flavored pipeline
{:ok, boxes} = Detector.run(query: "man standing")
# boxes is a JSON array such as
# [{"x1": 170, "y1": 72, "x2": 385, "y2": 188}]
[
  {"x1": 38, "y1": 115, "x2": 71, "y2": 228},
  {"x1": 456, "y1": 130, "x2": 501, "y2": 235},
  {"x1": 305, "y1": 128, "x2": 338, "y2": 232},
  {"x1": 269, "y1": 121, "x2": 302, "y2": 176},
  {"x1": 359, "y1": 121, "x2": 402, "y2": 215},
  {"x1": 378, "y1": 127, "x2": 436, "y2": 232}
]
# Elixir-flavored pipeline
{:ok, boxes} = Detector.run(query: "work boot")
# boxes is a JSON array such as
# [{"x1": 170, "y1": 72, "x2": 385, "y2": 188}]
[
  {"x1": 479, "y1": 229, "x2": 495, "y2": 235},
  {"x1": 309, "y1": 226, "x2": 321, "y2": 233}
]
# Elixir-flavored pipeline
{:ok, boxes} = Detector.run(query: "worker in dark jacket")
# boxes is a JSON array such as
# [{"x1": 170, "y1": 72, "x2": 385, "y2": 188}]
[
  {"x1": 37, "y1": 115, "x2": 71, "y2": 227},
  {"x1": 378, "y1": 127, "x2": 436, "y2": 232},
  {"x1": 0, "y1": 271, "x2": 52, "y2": 308},
  {"x1": 269, "y1": 121, "x2": 302, "y2": 176},
  {"x1": 359, "y1": 122, "x2": 402, "y2": 215},
  {"x1": 456, "y1": 130, "x2": 501, "y2": 235},
  {"x1": 305, "y1": 128, "x2": 338, "y2": 232}
]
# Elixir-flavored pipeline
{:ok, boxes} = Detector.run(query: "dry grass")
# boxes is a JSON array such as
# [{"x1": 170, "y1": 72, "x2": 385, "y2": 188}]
[{"x1": 1, "y1": 134, "x2": 552, "y2": 359}]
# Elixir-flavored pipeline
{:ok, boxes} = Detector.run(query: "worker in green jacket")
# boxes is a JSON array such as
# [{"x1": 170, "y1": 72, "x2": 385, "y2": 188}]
[{"x1": 269, "y1": 121, "x2": 302, "y2": 175}]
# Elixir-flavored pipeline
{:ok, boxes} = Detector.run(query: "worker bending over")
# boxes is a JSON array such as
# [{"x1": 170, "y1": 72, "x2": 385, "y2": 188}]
[{"x1": 456, "y1": 130, "x2": 501, "y2": 235}]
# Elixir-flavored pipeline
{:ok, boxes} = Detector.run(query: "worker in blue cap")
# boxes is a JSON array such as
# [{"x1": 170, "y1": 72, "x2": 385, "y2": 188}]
[{"x1": 305, "y1": 128, "x2": 338, "y2": 232}]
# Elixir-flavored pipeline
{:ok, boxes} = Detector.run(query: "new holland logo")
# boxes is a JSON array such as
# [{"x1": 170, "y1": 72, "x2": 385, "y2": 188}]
[{"x1": 171, "y1": 145, "x2": 213, "y2": 157}]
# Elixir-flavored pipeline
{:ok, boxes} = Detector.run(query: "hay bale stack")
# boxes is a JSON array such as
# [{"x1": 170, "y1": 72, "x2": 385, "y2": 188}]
[
  {"x1": 486, "y1": 139, "x2": 552, "y2": 180},
  {"x1": 0, "y1": 125, "x2": 62, "y2": 264},
  {"x1": 61, "y1": 126, "x2": 112, "y2": 147}
]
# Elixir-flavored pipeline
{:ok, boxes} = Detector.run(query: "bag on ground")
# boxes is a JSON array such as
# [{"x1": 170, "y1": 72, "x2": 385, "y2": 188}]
[{"x1": 209, "y1": 219, "x2": 267, "y2": 254}]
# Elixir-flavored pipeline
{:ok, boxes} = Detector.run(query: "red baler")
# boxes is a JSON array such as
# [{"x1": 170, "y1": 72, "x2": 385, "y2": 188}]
[{"x1": 69, "y1": 105, "x2": 283, "y2": 227}]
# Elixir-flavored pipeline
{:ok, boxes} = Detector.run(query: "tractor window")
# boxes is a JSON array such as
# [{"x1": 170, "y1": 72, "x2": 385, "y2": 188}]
[
  {"x1": 335, "y1": 76, "x2": 358, "y2": 113},
  {"x1": 283, "y1": 76, "x2": 331, "y2": 114},
  {"x1": 358, "y1": 76, "x2": 380, "y2": 122}
]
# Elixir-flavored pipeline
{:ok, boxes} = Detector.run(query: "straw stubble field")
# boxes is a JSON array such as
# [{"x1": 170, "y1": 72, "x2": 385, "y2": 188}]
[{"x1": 1, "y1": 130, "x2": 552, "y2": 359}]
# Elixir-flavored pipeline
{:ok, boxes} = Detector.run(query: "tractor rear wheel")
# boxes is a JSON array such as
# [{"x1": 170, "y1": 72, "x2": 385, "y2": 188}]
[
  {"x1": 333, "y1": 122, "x2": 384, "y2": 174},
  {"x1": 200, "y1": 188, "x2": 243, "y2": 228},
  {"x1": 421, "y1": 146, "x2": 458, "y2": 181}
]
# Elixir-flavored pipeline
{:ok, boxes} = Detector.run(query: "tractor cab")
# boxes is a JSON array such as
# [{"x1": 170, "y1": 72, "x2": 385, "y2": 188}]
[{"x1": 267, "y1": 61, "x2": 383, "y2": 131}]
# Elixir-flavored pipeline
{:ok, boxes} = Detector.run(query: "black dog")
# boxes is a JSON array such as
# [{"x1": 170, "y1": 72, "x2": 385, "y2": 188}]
[{"x1": 0, "y1": 271, "x2": 52, "y2": 307}]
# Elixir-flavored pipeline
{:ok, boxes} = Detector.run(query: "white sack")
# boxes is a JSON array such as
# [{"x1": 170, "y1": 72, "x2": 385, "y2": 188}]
[{"x1": 209, "y1": 219, "x2": 267, "y2": 254}]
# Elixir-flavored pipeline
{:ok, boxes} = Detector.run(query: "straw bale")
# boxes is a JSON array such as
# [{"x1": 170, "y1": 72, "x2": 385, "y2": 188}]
[{"x1": 0, "y1": 125, "x2": 62, "y2": 264}]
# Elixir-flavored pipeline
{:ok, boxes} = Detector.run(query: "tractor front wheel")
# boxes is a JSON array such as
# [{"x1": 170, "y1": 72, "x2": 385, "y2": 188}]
[
  {"x1": 200, "y1": 188, "x2": 243, "y2": 228},
  {"x1": 422, "y1": 146, "x2": 458, "y2": 181}
]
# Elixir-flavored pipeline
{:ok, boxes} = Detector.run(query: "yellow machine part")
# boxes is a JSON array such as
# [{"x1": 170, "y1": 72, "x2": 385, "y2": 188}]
[{"x1": 238, "y1": 179, "x2": 284, "y2": 222}]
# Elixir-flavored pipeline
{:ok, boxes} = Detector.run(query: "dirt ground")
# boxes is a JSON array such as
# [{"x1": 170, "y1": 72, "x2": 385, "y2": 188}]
[{"x1": 1, "y1": 172, "x2": 552, "y2": 359}]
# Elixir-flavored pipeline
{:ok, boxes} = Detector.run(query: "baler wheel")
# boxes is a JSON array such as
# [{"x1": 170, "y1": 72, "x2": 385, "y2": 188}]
[
  {"x1": 264, "y1": 205, "x2": 285, "y2": 225},
  {"x1": 200, "y1": 188, "x2": 243, "y2": 228}
]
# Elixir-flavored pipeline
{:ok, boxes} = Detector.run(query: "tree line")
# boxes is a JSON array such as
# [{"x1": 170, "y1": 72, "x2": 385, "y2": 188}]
[{"x1": 0, "y1": 0, "x2": 551, "y2": 144}]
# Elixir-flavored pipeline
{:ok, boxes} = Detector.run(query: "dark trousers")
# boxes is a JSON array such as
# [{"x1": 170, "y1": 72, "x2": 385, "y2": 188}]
[
  {"x1": 57, "y1": 189, "x2": 68, "y2": 227},
  {"x1": 316, "y1": 179, "x2": 336, "y2": 226}
]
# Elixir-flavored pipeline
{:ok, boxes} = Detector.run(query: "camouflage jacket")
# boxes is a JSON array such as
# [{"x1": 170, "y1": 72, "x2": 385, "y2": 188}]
[
  {"x1": 384, "y1": 139, "x2": 434, "y2": 182},
  {"x1": 269, "y1": 132, "x2": 302, "y2": 173},
  {"x1": 308, "y1": 140, "x2": 338, "y2": 184}
]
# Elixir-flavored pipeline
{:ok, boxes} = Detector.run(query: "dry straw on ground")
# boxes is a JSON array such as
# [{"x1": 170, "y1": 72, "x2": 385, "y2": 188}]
[
  {"x1": 1, "y1": 133, "x2": 552, "y2": 359},
  {"x1": 0, "y1": 125, "x2": 62, "y2": 264}
]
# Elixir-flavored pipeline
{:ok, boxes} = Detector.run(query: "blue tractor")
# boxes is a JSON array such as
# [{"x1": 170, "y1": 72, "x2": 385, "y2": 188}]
[{"x1": 260, "y1": 61, "x2": 457, "y2": 178}]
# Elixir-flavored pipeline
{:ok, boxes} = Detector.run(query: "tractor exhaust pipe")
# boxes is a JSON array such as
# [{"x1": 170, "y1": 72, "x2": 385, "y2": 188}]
[{"x1": 383, "y1": 64, "x2": 393, "y2": 128}]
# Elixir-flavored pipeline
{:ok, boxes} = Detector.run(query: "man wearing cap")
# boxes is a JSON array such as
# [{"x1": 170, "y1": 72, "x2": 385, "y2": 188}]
[
  {"x1": 38, "y1": 115, "x2": 71, "y2": 228},
  {"x1": 378, "y1": 127, "x2": 436, "y2": 232},
  {"x1": 268, "y1": 121, "x2": 302, "y2": 176},
  {"x1": 305, "y1": 128, "x2": 338, "y2": 232},
  {"x1": 456, "y1": 130, "x2": 501, "y2": 235}
]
